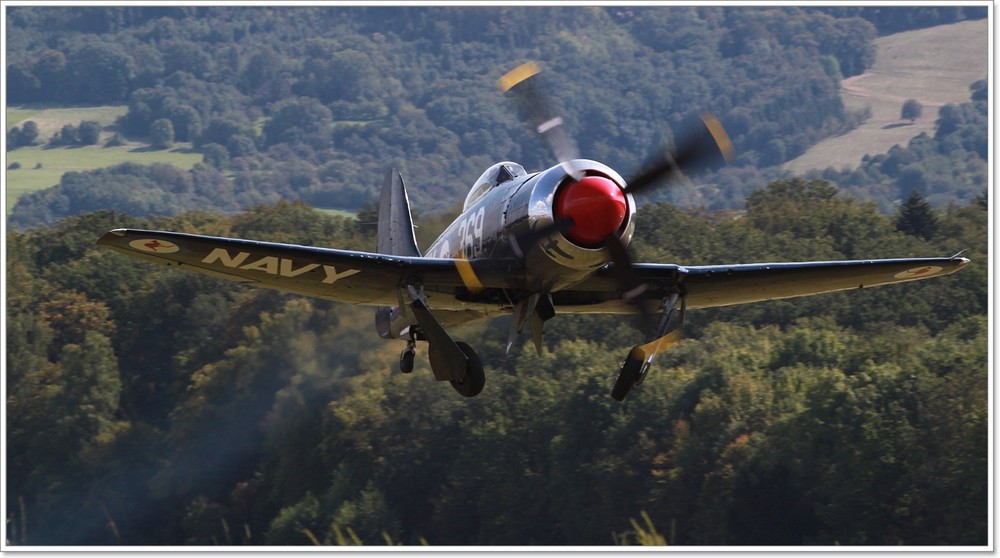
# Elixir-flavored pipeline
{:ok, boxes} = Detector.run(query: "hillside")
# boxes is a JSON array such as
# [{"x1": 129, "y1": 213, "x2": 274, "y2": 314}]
[
  {"x1": 4, "y1": 6, "x2": 887, "y2": 226},
  {"x1": 5, "y1": 7, "x2": 987, "y2": 226},
  {"x1": 784, "y1": 19, "x2": 988, "y2": 174}
]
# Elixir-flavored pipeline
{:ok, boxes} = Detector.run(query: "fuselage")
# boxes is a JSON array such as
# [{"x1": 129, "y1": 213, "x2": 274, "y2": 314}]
[{"x1": 422, "y1": 159, "x2": 636, "y2": 294}]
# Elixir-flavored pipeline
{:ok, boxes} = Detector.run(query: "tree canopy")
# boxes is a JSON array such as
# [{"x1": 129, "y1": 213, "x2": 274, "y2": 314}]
[
  {"x1": 5, "y1": 179, "x2": 987, "y2": 546},
  {"x1": 7, "y1": 6, "x2": 985, "y2": 228}
]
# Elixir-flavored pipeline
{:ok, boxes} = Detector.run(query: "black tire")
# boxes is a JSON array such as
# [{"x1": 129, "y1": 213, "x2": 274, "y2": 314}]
[
  {"x1": 611, "y1": 351, "x2": 644, "y2": 401},
  {"x1": 399, "y1": 348, "x2": 415, "y2": 374},
  {"x1": 450, "y1": 341, "x2": 485, "y2": 397}
]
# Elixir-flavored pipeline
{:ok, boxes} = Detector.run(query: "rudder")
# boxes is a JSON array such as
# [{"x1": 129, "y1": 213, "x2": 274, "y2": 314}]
[{"x1": 376, "y1": 168, "x2": 421, "y2": 338}]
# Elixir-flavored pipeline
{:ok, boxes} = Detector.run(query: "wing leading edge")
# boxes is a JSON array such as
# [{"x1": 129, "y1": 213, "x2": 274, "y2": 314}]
[
  {"x1": 96, "y1": 228, "x2": 514, "y2": 308},
  {"x1": 615, "y1": 257, "x2": 969, "y2": 310},
  {"x1": 549, "y1": 257, "x2": 968, "y2": 313}
]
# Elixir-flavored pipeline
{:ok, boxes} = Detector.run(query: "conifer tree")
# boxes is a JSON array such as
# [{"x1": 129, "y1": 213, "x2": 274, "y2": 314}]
[{"x1": 895, "y1": 189, "x2": 938, "y2": 240}]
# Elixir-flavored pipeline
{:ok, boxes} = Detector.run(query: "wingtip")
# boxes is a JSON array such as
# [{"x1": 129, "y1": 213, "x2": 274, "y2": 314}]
[{"x1": 96, "y1": 228, "x2": 127, "y2": 245}]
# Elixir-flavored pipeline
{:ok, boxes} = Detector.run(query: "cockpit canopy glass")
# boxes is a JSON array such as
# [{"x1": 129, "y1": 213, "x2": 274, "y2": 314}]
[{"x1": 463, "y1": 162, "x2": 527, "y2": 210}]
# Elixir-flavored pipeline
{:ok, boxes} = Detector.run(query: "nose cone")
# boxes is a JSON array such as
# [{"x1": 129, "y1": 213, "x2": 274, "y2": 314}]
[{"x1": 554, "y1": 175, "x2": 627, "y2": 246}]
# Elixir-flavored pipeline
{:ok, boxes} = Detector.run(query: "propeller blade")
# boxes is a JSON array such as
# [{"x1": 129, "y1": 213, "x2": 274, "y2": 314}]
[
  {"x1": 624, "y1": 112, "x2": 734, "y2": 196},
  {"x1": 499, "y1": 61, "x2": 584, "y2": 180},
  {"x1": 603, "y1": 233, "x2": 658, "y2": 332}
]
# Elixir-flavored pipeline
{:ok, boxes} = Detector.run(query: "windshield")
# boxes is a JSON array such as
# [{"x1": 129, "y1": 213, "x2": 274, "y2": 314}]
[{"x1": 463, "y1": 162, "x2": 526, "y2": 210}]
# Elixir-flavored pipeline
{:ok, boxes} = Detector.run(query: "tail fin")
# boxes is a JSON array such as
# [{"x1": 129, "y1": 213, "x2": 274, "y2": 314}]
[
  {"x1": 377, "y1": 168, "x2": 421, "y2": 257},
  {"x1": 376, "y1": 169, "x2": 420, "y2": 339}
]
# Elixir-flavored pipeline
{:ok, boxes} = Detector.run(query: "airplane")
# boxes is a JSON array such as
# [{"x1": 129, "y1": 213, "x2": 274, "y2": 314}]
[{"x1": 97, "y1": 62, "x2": 969, "y2": 401}]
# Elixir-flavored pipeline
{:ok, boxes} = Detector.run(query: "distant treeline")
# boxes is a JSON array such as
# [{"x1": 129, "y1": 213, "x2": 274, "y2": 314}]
[
  {"x1": 799, "y1": 81, "x2": 987, "y2": 212},
  {"x1": 816, "y1": 5, "x2": 987, "y2": 34},
  {"x1": 5, "y1": 6, "x2": 985, "y2": 225},
  {"x1": 8, "y1": 83, "x2": 987, "y2": 229},
  {"x1": 6, "y1": 177, "x2": 987, "y2": 546}
]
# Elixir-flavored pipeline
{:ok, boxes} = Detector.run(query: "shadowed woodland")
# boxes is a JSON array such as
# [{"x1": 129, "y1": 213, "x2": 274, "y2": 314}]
[{"x1": 5, "y1": 5, "x2": 989, "y2": 546}]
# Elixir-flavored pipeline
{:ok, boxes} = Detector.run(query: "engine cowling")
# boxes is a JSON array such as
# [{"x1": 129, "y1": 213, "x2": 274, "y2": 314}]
[{"x1": 522, "y1": 160, "x2": 635, "y2": 278}]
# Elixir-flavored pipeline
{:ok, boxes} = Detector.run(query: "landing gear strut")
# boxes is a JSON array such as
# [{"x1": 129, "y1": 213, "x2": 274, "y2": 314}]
[
  {"x1": 399, "y1": 338, "x2": 415, "y2": 374},
  {"x1": 612, "y1": 291, "x2": 685, "y2": 401}
]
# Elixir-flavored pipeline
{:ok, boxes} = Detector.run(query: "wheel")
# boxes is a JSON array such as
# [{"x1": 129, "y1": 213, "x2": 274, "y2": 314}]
[
  {"x1": 399, "y1": 347, "x2": 415, "y2": 374},
  {"x1": 449, "y1": 341, "x2": 485, "y2": 397},
  {"x1": 611, "y1": 350, "x2": 644, "y2": 401}
]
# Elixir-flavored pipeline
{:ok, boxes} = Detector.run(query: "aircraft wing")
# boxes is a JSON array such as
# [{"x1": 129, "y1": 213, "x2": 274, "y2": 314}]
[
  {"x1": 567, "y1": 256, "x2": 970, "y2": 311},
  {"x1": 96, "y1": 229, "x2": 514, "y2": 307},
  {"x1": 99, "y1": 229, "x2": 969, "y2": 314}
]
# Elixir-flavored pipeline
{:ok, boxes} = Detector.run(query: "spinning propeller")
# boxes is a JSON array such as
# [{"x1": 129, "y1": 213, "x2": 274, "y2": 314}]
[{"x1": 498, "y1": 61, "x2": 734, "y2": 321}]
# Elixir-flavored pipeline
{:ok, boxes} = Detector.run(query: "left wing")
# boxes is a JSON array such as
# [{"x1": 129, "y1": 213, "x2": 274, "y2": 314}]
[{"x1": 96, "y1": 229, "x2": 514, "y2": 308}]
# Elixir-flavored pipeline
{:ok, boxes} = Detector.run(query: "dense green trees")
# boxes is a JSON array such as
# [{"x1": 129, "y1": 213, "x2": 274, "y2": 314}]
[
  {"x1": 4, "y1": 5, "x2": 989, "y2": 547},
  {"x1": 896, "y1": 189, "x2": 938, "y2": 240},
  {"x1": 13, "y1": 5, "x2": 986, "y2": 226},
  {"x1": 6, "y1": 121, "x2": 39, "y2": 150},
  {"x1": 816, "y1": 5, "x2": 987, "y2": 34},
  {"x1": 5, "y1": 177, "x2": 987, "y2": 546},
  {"x1": 7, "y1": 6, "x2": 986, "y2": 229}
]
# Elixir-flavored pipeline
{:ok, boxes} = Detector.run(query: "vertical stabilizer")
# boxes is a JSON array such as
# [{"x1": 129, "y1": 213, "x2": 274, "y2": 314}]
[
  {"x1": 376, "y1": 169, "x2": 420, "y2": 339},
  {"x1": 377, "y1": 169, "x2": 421, "y2": 257}
]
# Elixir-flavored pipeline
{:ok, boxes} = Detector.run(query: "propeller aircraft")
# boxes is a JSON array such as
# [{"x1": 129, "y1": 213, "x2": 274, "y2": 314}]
[{"x1": 97, "y1": 62, "x2": 969, "y2": 401}]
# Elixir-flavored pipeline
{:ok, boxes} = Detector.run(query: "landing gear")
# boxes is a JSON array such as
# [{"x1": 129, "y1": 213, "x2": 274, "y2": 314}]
[
  {"x1": 449, "y1": 342, "x2": 485, "y2": 397},
  {"x1": 612, "y1": 349, "x2": 648, "y2": 401},
  {"x1": 397, "y1": 337, "x2": 485, "y2": 397},
  {"x1": 611, "y1": 291, "x2": 686, "y2": 401},
  {"x1": 399, "y1": 285, "x2": 486, "y2": 397},
  {"x1": 399, "y1": 339, "x2": 415, "y2": 374}
]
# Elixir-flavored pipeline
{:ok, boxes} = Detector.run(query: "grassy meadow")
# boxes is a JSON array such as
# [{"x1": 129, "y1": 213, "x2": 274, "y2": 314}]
[
  {"x1": 784, "y1": 19, "x2": 988, "y2": 174},
  {"x1": 5, "y1": 105, "x2": 202, "y2": 213}
]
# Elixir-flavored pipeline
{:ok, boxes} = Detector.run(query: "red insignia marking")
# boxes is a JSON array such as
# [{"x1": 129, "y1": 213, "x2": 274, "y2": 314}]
[
  {"x1": 129, "y1": 238, "x2": 180, "y2": 253},
  {"x1": 894, "y1": 265, "x2": 943, "y2": 280}
]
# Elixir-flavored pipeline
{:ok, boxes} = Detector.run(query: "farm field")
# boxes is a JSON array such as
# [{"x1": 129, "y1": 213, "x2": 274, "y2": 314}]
[
  {"x1": 784, "y1": 19, "x2": 988, "y2": 175},
  {"x1": 5, "y1": 146, "x2": 203, "y2": 212},
  {"x1": 5, "y1": 105, "x2": 202, "y2": 212}
]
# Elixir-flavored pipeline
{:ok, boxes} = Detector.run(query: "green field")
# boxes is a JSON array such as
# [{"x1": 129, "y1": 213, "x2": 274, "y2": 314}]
[
  {"x1": 5, "y1": 105, "x2": 202, "y2": 212},
  {"x1": 6, "y1": 108, "x2": 40, "y2": 131},
  {"x1": 7, "y1": 105, "x2": 130, "y2": 137},
  {"x1": 5, "y1": 146, "x2": 203, "y2": 210},
  {"x1": 315, "y1": 207, "x2": 357, "y2": 219}
]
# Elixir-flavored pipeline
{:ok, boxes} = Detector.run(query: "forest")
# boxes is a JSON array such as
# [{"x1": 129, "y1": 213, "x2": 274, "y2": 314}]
[
  {"x1": 4, "y1": 5, "x2": 990, "y2": 548},
  {"x1": 6, "y1": 179, "x2": 988, "y2": 546},
  {"x1": 5, "y1": 5, "x2": 988, "y2": 229}
]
